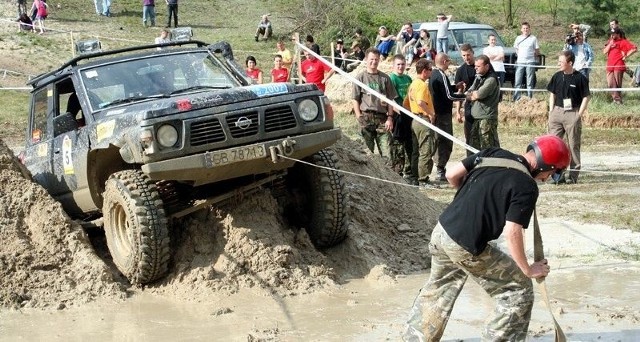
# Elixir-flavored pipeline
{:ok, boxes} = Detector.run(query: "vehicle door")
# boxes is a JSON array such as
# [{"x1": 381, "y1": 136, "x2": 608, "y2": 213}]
[
  {"x1": 23, "y1": 86, "x2": 56, "y2": 193},
  {"x1": 50, "y1": 77, "x2": 86, "y2": 196}
]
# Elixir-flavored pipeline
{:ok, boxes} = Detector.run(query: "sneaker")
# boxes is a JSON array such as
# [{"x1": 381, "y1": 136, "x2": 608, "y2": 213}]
[
  {"x1": 625, "y1": 68, "x2": 634, "y2": 78},
  {"x1": 565, "y1": 177, "x2": 578, "y2": 184},
  {"x1": 254, "y1": 36, "x2": 259, "y2": 42}
]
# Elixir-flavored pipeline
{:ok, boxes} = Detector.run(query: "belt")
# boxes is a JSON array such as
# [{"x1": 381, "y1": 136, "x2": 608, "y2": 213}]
[
  {"x1": 553, "y1": 106, "x2": 578, "y2": 112},
  {"x1": 363, "y1": 110, "x2": 386, "y2": 115}
]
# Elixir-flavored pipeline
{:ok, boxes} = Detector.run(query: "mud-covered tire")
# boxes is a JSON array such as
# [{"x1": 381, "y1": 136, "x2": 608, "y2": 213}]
[
  {"x1": 102, "y1": 169, "x2": 170, "y2": 284},
  {"x1": 286, "y1": 149, "x2": 348, "y2": 248}
]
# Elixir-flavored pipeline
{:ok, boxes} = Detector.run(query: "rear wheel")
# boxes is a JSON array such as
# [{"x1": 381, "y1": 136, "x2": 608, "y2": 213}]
[
  {"x1": 283, "y1": 149, "x2": 348, "y2": 248},
  {"x1": 102, "y1": 169, "x2": 170, "y2": 284}
]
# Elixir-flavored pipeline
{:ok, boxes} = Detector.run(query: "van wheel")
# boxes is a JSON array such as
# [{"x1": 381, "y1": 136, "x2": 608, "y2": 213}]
[
  {"x1": 102, "y1": 170, "x2": 170, "y2": 284},
  {"x1": 284, "y1": 149, "x2": 349, "y2": 248}
]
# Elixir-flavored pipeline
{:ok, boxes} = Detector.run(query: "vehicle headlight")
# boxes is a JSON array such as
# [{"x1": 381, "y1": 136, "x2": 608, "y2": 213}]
[
  {"x1": 298, "y1": 99, "x2": 319, "y2": 122},
  {"x1": 156, "y1": 124, "x2": 178, "y2": 147}
]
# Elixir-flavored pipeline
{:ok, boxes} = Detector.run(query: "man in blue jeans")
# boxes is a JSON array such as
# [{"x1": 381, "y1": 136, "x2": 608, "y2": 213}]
[
  {"x1": 512, "y1": 22, "x2": 540, "y2": 101},
  {"x1": 435, "y1": 13, "x2": 452, "y2": 54}
]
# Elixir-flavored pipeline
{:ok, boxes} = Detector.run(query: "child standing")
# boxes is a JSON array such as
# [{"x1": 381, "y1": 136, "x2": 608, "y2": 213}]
[{"x1": 31, "y1": 0, "x2": 48, "y2": 34}]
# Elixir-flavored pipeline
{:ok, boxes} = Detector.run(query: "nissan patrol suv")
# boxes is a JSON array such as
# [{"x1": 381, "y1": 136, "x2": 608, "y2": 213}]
[{"x1": 20, "y1": 40, "x2": 348, "y2": 284}]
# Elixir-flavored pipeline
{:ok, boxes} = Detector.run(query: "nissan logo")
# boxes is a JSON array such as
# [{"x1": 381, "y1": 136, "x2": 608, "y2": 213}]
[{"x1": 235, "y1": 117, "x2": 252, "y2": 129}]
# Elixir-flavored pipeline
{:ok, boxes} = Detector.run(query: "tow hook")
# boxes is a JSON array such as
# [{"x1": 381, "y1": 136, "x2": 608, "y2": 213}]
[
  {"x1": 281, "y1": 138, "x2": 296, "y2": 156},
  {"x1": 269, "y1": 138, "x2": 297, "y2": 163}
]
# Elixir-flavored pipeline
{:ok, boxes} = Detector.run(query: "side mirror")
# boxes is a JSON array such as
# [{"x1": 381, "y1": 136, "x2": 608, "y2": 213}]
[{"x1": 53, "y1": 112, "x2": 79, "y2": 137}]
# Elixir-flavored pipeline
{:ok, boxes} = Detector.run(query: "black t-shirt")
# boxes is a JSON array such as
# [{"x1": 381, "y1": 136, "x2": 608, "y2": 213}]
[
  {"x1": 439, "y1": 148, "x2": 539, "y2": 255},
  {"x1": 455, "y1": 63, "x2": 476, "y2": 113},
  {"x1": 546, "y1": 70, "x2": 590, "y2": 109}
]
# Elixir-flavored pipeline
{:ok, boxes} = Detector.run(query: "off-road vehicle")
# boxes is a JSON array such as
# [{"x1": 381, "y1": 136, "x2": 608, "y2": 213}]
[
  {"x1": 414, "y1": 22, "x2": 546, "y2": 86},
  {"x1": 20, "y1": 40, "x2": 348, "y2": 285}
]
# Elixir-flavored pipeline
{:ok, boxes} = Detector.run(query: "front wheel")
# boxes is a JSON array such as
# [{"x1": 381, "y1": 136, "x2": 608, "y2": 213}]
[
  {"x1": 283, "y1": 149, "x2": 349, "y2": 248},
  {"x1": 102, "y1": 170, "x2": 170, "y2": 284}
]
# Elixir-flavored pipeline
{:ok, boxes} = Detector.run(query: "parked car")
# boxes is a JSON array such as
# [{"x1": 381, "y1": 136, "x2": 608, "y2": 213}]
[
  {"x1": 413, "y1": 22, "x2": 546, "y2": 86},
  {"x1": 19, "y1": 40, "x2": 349, "y2": 285}
]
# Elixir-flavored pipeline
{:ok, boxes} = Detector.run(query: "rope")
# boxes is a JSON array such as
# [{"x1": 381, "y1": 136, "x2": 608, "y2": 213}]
[
  {"x1": 293, "y1": 40, "x2": 479, "y2": 155},
  {"x1": 275, "y1": 154, "x2": 444, "y2": 190}
]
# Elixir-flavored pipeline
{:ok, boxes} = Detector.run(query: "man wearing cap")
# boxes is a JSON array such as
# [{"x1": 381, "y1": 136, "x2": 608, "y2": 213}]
[
  {"x1": 354, "y1": 28, "x2": 371, "y2": 51},
  {"x1": 352, "y1": 48, "x2": 398, "y2": 159},
  {"x1": 603, "y1": 28, "x2": 637, "y2": 104},
  {"x1": 374, "y1": 26, "x2": 396, "y2": 60}
]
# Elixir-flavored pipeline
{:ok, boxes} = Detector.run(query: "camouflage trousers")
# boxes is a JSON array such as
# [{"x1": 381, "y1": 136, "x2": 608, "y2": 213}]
[
  {"x1": 403, "y1": 223, "x2": 533, "y2": 342},
  {"x1": 390, "y1": 135, "x2": 414, "y2": 175},
  {"x1": 359, "y1": 112, "x2": 390, "y2": 157},
  {"x1": 469, "y1": 117, "x2": 500, "y2": 151}
]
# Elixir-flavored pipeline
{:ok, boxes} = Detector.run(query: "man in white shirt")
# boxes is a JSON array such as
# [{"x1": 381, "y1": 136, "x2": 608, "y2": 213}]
[
  {"x1": 512, "y1": 22, "x2": 540, "y2": 101},
  {"x1": 483, "y1": 34, "x2": 506, "y2": 86}
]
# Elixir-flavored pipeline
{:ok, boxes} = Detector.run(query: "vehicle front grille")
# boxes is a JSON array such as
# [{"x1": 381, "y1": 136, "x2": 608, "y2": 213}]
[
  {"x1": 264, "y1": 106, "x2": 297, "y2": 132},
  {"x1": 190, "y1": 118, "x2": 225, "y2": 146},
  {"x1": 226, "y1": 111, "x2": 259, "y2": 138}
]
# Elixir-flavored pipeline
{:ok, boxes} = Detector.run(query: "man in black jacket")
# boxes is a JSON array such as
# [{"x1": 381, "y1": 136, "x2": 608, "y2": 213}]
[
  {"x1": 454, "y1": 44, "x2": 476, "y2": 155},
  {"x1": 429, "y1": 53, "x2": 466, "y2": 181}
]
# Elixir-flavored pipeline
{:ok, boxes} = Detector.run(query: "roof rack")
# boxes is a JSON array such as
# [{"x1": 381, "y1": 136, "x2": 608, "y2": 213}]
[{"x1": 28, "y1": 40, "x2": 208, "y2": 87}]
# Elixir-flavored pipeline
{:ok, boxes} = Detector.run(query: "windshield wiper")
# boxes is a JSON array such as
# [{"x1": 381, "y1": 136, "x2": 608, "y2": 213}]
[
  {"x1": 169, "y1": 85, "x2": 230, "y2": 95},
  {"x1": 100, "y1": 94, "x2": 170, "y2": 109}
]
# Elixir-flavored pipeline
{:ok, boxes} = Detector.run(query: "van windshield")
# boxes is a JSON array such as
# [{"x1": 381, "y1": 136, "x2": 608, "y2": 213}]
[{"x1": 452, "y1": 29, "x2": 505, "y2": 49}]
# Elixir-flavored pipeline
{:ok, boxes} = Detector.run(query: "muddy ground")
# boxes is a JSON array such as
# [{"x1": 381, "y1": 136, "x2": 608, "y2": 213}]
[
  {"x1": 1, "y1": 5, "x2": 639, "y2": 339},
  {"x1": 2, "y1": 130, "x2": 640, "y2": 341}
]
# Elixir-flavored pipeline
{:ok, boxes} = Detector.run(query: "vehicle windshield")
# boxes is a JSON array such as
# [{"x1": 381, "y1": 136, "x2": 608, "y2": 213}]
[
  {"x1": 452, "y1": 29, "x2": 505, "y2": 49},
  {"x1": 79, "y1": 51, "x2": 240, "y2": 111}
]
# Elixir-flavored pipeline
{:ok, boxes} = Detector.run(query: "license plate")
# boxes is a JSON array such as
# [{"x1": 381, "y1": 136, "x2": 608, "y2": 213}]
[{"x1": 204, "y1": 144, "x2": 267, "y2": 167}]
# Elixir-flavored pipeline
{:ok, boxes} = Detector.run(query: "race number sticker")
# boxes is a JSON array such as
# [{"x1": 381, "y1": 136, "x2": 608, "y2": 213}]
[
  {"x1": 96, "y1": 120, "x2": 115, "y2": 143},
  {"x1": 36, "y1": 143, "x2": 47, "y2": 157},
  {"x1": 250, "y1": 83, "x2": 288, "y2": 97},
  {"x1": 62, "y1": 135, "x2": 74, "y2": 175}
]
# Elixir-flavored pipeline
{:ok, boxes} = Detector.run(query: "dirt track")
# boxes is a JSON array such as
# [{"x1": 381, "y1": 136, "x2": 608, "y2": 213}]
[{"x1": 2, "y1": 132, "x2": 640, "y2": 340}]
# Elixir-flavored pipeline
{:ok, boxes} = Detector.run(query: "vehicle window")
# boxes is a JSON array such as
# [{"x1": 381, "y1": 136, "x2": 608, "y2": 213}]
[
  {"x1": 455, "y1": 29, "x2": 503, "y2": 49},
  {"x1": 79, "y1": 52, "x2": 239, "y2": 112},
  {"x1": 31, "y1": 88, "x2": 48, "y2": 143},
  {"x1": 447, "y1": 30, "x2": 458, "y2": 51}
]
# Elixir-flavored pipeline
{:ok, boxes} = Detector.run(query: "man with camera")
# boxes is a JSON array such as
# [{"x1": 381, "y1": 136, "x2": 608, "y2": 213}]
[{"x1": 563, "y1": 31, "x2": 593, "y2": 79}]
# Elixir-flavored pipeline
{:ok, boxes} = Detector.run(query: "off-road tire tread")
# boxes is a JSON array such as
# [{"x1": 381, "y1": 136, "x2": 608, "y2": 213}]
[
  {"x1": 102, "y1": 169, "x2": 170, "y2": 284},
  {"x1": 303, "y1": 149, "x2": 348, "y2": 248}
]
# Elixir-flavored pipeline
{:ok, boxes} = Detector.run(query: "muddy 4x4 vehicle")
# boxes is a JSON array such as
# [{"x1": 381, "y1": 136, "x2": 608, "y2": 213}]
[
  {"x1": 20, "y1": 40, "x2": 348, "y2": 284},
  {"x1": 415, "y1": 22, "x2": 546, "y2": 86}
]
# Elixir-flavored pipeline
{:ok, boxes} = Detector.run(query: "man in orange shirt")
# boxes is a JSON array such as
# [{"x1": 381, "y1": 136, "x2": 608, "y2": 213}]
[{"x1": 406, "y1": 58, "x2": 437, "y2": 188}]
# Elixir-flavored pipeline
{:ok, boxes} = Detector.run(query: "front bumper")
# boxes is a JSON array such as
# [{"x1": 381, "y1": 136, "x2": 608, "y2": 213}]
[{"x1": 141, "y1": 128, "x2": 341, "y2": 186}]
